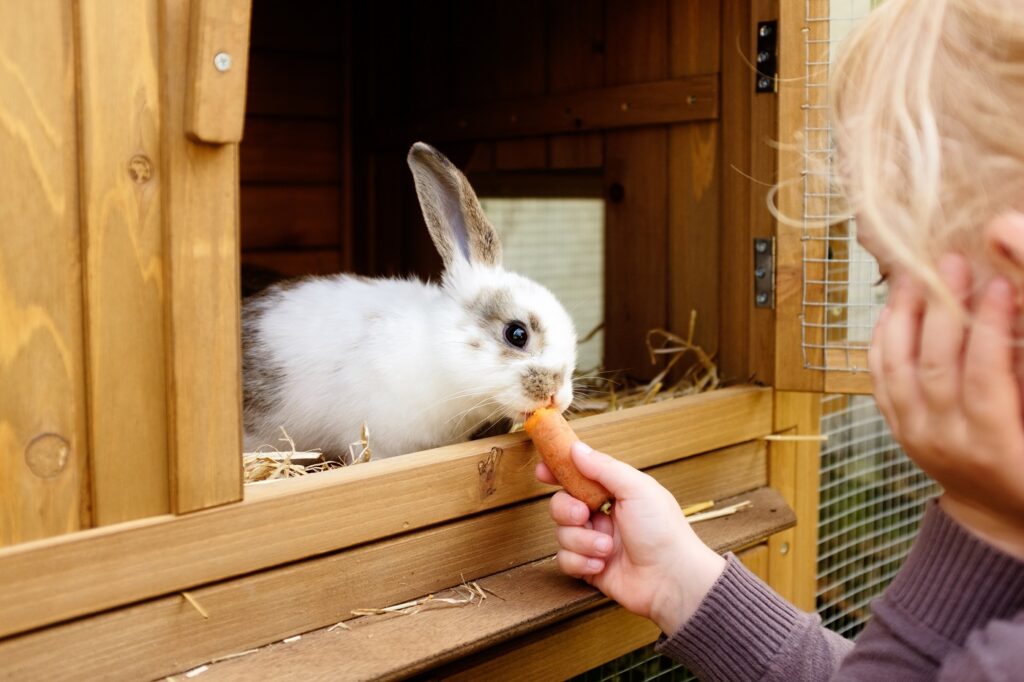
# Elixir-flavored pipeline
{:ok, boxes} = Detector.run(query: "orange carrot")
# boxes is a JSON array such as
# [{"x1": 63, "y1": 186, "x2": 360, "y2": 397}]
[{"x1": 525, "y1": 408, "x2": 613, "y2": 514}]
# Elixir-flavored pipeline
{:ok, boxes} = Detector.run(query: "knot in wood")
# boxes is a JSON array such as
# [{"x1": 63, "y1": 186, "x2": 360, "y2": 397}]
[
  {"x1": 128, "y1": 154, "x2": 153, "y2": 184},
  {"x1": 477, "y1": 447, "x2": 503, "y2": 500},
  {"x1": 25, "y1": 433, "x2": 71, "y2": 478}
]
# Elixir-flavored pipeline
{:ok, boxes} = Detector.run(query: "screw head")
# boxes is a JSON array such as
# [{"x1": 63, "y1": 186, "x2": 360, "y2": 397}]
[
  {"x1": 755, "y1": 267, "x2": 767, "y2": 279},
  {"x1": 756, "y1": 292, "x2": 769, "y2": 305},
  {"x1": 755, "y1": 240, "x2": 769, "y2": 253},
  {"x1": 780, "y1": 542, "x2": 790, "y2": 555},
  {"x1": 757, "y1": 50, "x2": 771, "y2": 64},
  {"x1": 213, "y1": 51, "x2": 232, "y2": 72},
  {"x1": 759, "y1": 24, "x2": 773, "y2": 37},
  {"x1": 758, "y1": 76, "x2": 772, "y2": 90}
]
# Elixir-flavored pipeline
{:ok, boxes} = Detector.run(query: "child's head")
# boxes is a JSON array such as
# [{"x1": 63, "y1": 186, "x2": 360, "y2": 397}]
[{"x1": 831, "y1": 0, "x2": 1024, "y2": 293}]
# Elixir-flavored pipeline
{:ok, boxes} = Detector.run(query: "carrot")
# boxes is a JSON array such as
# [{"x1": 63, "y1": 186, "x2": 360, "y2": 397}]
[{"x1": 525, "y1": 408, "x2": 613, "y2": 514}]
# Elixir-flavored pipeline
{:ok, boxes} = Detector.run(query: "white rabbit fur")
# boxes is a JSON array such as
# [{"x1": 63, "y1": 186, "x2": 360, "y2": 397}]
[{"x1": 242, "y1": 142, "x2": 578, "y2": 459}]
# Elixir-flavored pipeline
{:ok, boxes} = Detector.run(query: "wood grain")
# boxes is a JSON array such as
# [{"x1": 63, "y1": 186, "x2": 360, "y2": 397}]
[
  {"x1": 548, "y1": 133, "x2": 604, "y2": 169},
  {"x1": 0, "y1": 0, "x2": 90, "y2": 545},
  {"x1": 160, "y1": 0, "x2": 243, "y2": 514},
  {"x1": 240, "y1": 118, "x2": 340, "y2": 183},
  {"x1": 668, "y1": 0, "x2": 722, "y2": 366},
  {"x1": 239, "y1": 185, "x2": 341, "y2": 250},
  {"x1": 547, "y1": 0, "x2": 605, "y2": 93},
  {"x1": 605, "y1": 0, "x2": 669, "y2": 85},
  {"x1": 494, "y1": 137, "x2": 548, "y2": 170},
  {"x1": 0, "y1": 387, "x2": 772, "y2": 639},
  {"x1": 770, "y1": 390, "x2": 822, "y2": 611},
  {"x1": 185, "y1": 0, "x2": 253, "y2": 144},
  {"x1": 75, "y1": 0, "x2": 171, "y2": 527},
  {"x1": 718, "y1": 0, "x2": 754, "y2": 385},
  {"x1": 407, "y1": 77, "x2": 718, "y2": 143},
  {"x1": 604, "y1": 128, "x2": 668, "y2": 378},
  {"x1": 1, "y1": 446, "x2": 773, "y2": 681}
]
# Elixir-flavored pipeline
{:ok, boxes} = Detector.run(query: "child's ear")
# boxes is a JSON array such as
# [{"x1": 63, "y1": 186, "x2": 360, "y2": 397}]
[{"x1": 984, "y1": 211, "x2": 1024, "y2": 275}]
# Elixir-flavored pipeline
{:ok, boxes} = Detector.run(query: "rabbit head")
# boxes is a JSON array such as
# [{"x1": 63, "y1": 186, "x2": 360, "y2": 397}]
[{"x1": 408, "y1": 142, "x2": 578, "y2": 419}]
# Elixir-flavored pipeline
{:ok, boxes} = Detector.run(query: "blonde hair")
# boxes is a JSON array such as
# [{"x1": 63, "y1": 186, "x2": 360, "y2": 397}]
[{"x1": 830, "y1": 0, "x2": 1024, "y2": 292}]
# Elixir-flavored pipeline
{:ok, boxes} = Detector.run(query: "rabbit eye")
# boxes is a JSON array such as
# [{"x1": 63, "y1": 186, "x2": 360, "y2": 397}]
[{"x1": 503, "y1": 321, "x2": 529, "y2": 349}]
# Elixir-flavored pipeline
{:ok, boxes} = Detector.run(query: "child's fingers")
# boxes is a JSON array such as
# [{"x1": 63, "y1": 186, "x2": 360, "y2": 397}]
[
  {"x1": 571, "y1": 442, "x2": 656, "y2": 500},
  {"x1": 556, "y1": 526, "x2": 613, "y2": 558},
  {"x1": 917, "y1": 255, "x2": 970, "y2": 414},
  {"x1": 535, "y1": 461, "x2": 557, "y2": 485},
  {"x1": 556, "y1": 548, "x2": 605, "y2": 577},
  {"x1": 882, "y1": 276, "x2": 925, "y2": 432},
  {"x1": 962, "y1": 278, "x2": 1021, "y2": 429},
  {"x1": 869, "y1": 307, "x2": 900, "y2": 439},
  {"x1": 549, "y1": 490, "x2": 592, "y2": 526},
  {"x1": 592, "y1": 511, "x2": 614, "y2": 536}
]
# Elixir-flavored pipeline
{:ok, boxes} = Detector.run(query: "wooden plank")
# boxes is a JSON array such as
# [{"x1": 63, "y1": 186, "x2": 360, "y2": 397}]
[
  {"x1": 823, "y1": 348, "x2": 873, "y2": 395},
  {"x1": 407, "y1": 77, "x2": 718, "y2": 143},
  {"x1": 185, "y1": 0, "x2": 253, "y2": 143},
  {"x1": 240, "y1": 186, "x2": 341, "y2": 249},
  {"x1": 774, "y1": 0, "x2": 828, "y2": 390},
  {"x1": 0, "y1": 386, "x2": 771, "y2": 639},
  {"x1": 770, "y1": 390, "x2": 822, "y2": 611},
  {"x1": 749, "y1": 0, "x2": 781, "y2": 386},
  {"x1": 0, "y1": 0, "x2": 90, "y2": 545},
  {"x1": 718, "y1": 0, "x2": 754, "y2": 384},
  {"x1": 240, "y1": 249, "x2": 343, "y2": 277},
  {"x1": 0, "y1": 446, "x2": 772, "y2": 681},
  {"x1": 549, "y1": 133, "x2": 604, "y2": 169},
  {"x1": 738, "y1": 543, "x2": 770, "y2": 581},
  {"x1": 161, "y1": 0, "x2": 243, "y2": 514},
  {"x1": 189, "y1": 488, "x2": 794, "y2": 682},
  {"x1": 604, "y1": 128, "x2": 668, "y2": 378},
  {"x1": 605, "y1": 0, "x2": 669, "y2": 85},
  {"x1": 436, "y1": 606, "x2": 660, "y2": 682},
  {"x1": 547, "y1": 0, "x2": 605, "y2": 93},
  {"x1": 668, "y1": 0, "x2": 722, "y2": 366},
  {"x1": 75, "y1": 0, "x2": 171, "y2": 528},
  {"x1": 247, "y1": 1, "x2": 341, "y2": 55},
  {"x1": 245, "y1": 52, "x2": 341, "y2": 119},
  {"x1": 494, "y1": 137, "x2": 548, "y2": 170},
  {"x1": 240, "y1": 118, "x2": 340, "y2": 183}
]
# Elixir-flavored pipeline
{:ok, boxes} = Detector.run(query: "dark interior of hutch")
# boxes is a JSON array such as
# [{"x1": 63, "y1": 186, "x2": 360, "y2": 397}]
[{"x1": 240, "y1": 0, "x2": 776, "y2": 386}]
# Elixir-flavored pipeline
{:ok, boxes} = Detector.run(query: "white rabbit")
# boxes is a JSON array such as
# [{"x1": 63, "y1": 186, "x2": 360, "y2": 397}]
[{"x1": 242, "y1": 142, "x2": 578, "y2": 460}]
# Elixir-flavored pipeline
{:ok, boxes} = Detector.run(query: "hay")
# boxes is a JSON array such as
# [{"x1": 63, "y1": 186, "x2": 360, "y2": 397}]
[
  {"x1": 243, "y1": 425, "x2": 371, "y2": 484},
  {"x1": 350, "y1": 581, "x2": 487, "y2": 618}
]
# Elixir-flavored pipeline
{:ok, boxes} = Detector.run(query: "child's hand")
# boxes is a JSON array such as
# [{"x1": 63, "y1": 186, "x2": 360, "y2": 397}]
[
  {"x1": 870, "y1": 253, "x2": 1024, "y2": 559},
  {"x1": 536, "y1": 443, "x2": 726, "y2": 635}
]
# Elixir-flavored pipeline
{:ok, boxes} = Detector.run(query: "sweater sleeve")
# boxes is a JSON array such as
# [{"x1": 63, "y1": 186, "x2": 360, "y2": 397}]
[
  {"x1": 655, "y1": 554, "x2": 852, "y2": 681},
  {"x1": 834, "y1": 501, "x2": 1024, "y2": 681}
]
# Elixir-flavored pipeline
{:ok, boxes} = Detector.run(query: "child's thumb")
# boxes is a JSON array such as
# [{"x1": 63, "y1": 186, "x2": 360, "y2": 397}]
[{"x1": 570, "y1": 441, "x2": 651, "y2": 499}]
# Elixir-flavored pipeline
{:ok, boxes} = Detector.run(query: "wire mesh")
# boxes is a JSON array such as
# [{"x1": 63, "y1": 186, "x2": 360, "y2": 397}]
[
  {"x1": 570, "y1": 642, "x2": 695, "y2": 682},
  {"x1": 479, "y1": 197, "x2": 605, "y2": 371},
  {"x1": 817, "y1": 394, "x2": 939, "y2": 637},
  {"x1": 801, "y1": 0, "x2": 887, "y2": 372}
]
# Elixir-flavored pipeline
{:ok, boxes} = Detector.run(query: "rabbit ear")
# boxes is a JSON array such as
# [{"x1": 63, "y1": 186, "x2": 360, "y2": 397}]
[{"x1": 407, "y1": 142, "x2": 502, "y2": 270}]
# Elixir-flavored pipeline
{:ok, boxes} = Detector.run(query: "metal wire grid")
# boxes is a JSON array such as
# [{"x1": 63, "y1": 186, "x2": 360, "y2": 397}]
[
  {"x1": 571, "y1": 642, "x2": 695, "y2": 682},
  {"x1": 801, "y1": 1, "x2": 886, "y2": 372},
  {"x1": 817, "y1": 394, "x2": 939, "y2": 638}
]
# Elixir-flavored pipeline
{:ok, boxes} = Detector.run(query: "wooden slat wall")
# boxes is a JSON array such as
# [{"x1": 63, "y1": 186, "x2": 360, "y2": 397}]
[
  {"x1": 341, "y1": 0, "x2": 732, "y2": 382},
  {"x1": 239, "y1": 1, "x2": 346, "y2": 278},
  {"x1": 0, "y1": 0, "x2": 90, "y2": 546},
  {"x1": 76, "y1": 0, "x2": 171, "y2": 526}
]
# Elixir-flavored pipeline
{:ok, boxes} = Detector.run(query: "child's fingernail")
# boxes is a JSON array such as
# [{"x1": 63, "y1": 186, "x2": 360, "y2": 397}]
[
  {"x1": 595, "y1": 536, "x2": 612, "y2": 554},
  {"x1": 586, "y1": 558, "x2": 603, "y2": 572},
  {"x1": 573, "y1": 504, "x2": 587, "y2": 523},
  {"x1": 572, "y1": 441, "x2": 594, "y2": 458}
]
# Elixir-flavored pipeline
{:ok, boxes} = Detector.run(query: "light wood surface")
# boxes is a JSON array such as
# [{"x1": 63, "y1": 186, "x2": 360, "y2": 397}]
[
  {"x1": 76, "y1": 0, "x2": 171, "y2": 527},
  {"x1": 185, "y1": 0, "x2": 253, "y2": 143},
  {"x1": 1, "y1": 444, "x2": 771, "y2": 680},
  {"x1": 160, "y1": 0, "x2": 244, "y2": 514},
  {"x1": 0, "y1": 0, "x2": 90, "y2": 545},
  {"x1": 770, "y1": 390, "x2": 822, "y2": 611},
  {"x1": 0, "y1": 387, "x2": 771, "y2": 639}
]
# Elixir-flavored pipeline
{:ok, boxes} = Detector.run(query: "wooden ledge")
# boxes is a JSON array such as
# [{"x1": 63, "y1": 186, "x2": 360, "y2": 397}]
[
  {"x1": 0, "y1": 386, "x2": 771, "y2": 639},
  {"x1": 190, "y1": 487, "x2": 795, "y2": 681}
]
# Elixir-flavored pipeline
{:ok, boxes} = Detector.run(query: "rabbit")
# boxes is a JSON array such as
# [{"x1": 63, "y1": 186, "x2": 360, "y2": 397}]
[{"x1": 242, "y1": 142, "x2": 578, "y2": 460}]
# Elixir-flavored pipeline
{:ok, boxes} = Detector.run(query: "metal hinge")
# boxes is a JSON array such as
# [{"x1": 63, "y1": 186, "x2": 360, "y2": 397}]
[
  {"x1": 755, "y1": 21, "x2": 778, "y2": 93},
  {"x1": 754, "y1": 237, "x2": 775, "y2": 308}
]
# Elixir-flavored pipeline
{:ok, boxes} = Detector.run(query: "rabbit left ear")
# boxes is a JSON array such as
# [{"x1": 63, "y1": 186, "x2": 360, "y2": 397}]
[{"x1": 407, "y1": 142, "x2": 502, "y2": 270}]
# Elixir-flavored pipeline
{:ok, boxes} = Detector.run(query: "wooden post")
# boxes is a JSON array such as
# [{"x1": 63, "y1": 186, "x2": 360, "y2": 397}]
[{"x1": 0, "y1": 0, "x2": 90, "y2": 545}]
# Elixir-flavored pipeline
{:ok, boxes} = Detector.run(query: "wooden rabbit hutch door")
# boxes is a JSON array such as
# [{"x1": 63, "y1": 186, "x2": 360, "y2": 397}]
[{"x1": 0, "y1": 1, "x2": 842, "y2": 679}]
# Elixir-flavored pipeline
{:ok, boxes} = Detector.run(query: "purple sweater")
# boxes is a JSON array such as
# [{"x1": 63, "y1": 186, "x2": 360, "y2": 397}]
[{"x1": 656, "y1": 502, "x2": 1024, "y2": 680}]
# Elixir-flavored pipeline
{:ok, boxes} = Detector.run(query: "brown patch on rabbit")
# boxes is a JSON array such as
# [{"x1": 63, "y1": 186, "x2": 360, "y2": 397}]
[{"x1": 521, "y1": 367, "x2": 563, "y2": 402}]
